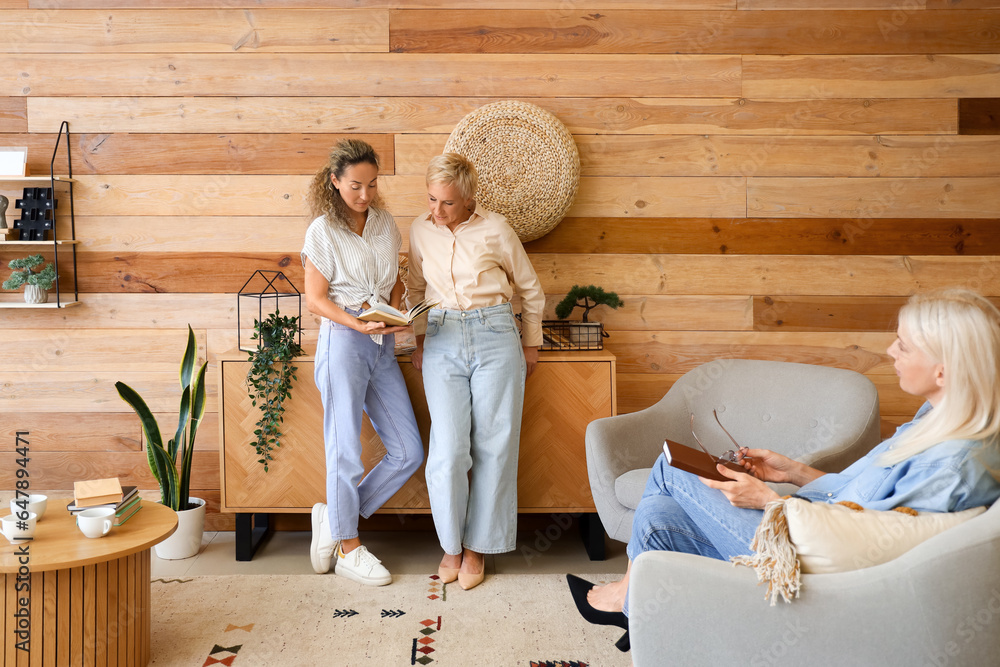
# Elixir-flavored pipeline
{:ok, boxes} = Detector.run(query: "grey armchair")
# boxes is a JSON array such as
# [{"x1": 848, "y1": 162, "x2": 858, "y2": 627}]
[
  {"x1": 585, "y1": 359, "x2": 882, "y2": 544},
  {"x1": 629, "y1": 498, "x2": 1000, "y2": 665}
]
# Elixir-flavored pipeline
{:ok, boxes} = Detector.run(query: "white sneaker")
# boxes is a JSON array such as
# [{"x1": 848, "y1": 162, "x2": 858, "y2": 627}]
[
  {"x1": 335, "y1": 544, "x2": 392, "y2": 586},
  {"x1": 310, "y1": 503, "x2": 338, "y2": 574}
]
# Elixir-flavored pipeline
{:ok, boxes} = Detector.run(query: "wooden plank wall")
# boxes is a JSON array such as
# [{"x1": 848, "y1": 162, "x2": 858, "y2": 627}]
[{"x1": 1, "y1": 1, "x2": 999, "y2": 530}]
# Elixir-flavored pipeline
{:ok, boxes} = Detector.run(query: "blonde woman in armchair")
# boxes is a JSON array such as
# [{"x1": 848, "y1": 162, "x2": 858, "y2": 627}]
[{"x1": 569, "y1": 288, "x2": 1000, "y2": 651}]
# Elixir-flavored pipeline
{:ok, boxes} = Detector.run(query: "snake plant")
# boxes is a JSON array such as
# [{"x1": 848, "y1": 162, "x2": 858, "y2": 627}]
[{"x1": 115, "y1": 325, "x2": 206, "y2": 511}]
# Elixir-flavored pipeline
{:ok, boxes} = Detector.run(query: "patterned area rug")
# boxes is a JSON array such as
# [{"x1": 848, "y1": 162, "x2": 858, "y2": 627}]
[{"x1": 150, "y1": 573, "x2": 632, "y2": 666}]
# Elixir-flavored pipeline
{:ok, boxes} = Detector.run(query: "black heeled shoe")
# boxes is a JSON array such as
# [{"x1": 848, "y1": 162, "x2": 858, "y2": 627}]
[{"x1": 565, "y1": 574, "x2": 628, "y2": 630}]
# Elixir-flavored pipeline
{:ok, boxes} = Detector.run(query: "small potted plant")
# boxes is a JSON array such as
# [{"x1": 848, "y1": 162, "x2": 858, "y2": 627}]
[
  {"x1": 246, "y1": 310, "x2": 303, "y2": 471},
  {"x1": 549, "y1": 284, "x2": 624, "y2": 350},
  {"x1": 3, "y1": 254, "x2": 56, "y2": 304},
  {"x1": 115, "y1": 325, "x2": 207, "y2": 559}
]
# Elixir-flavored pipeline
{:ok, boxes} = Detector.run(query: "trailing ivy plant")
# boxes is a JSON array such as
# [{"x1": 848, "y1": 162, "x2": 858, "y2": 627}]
[{"x1": 246, "y1": 310, "x2": 303, "y2": 471}]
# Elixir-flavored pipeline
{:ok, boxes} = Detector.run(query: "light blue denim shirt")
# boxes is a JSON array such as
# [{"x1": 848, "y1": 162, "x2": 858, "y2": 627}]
[{"x1": 797, "y1": 402, "x2": 1000, "y2": 512}]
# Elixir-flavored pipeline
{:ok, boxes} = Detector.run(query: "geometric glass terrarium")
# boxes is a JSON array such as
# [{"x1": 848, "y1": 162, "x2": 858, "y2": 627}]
[{"x1": 237, "y1": 270, "x2": 302, "y2": 352}]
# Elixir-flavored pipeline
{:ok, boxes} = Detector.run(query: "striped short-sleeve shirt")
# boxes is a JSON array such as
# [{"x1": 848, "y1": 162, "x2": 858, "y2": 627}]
[{"x1": 300, "y1": 207, "x2": 401, "y2": 311}]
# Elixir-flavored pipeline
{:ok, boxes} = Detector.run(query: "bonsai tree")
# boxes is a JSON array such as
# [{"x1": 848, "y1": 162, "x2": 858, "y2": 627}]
[
  {"x1": 115, "y1": 325, "x2": 206, "y2": 511},
  {"x1": 2, "y1": 254, "x2": 56, "y2": 291},
  {"x1": 247, "y1": 310, "x2": 303, "y2": 471},
  {"x1": 555, "y1": 284, "x2": 624, "y2": 322}
]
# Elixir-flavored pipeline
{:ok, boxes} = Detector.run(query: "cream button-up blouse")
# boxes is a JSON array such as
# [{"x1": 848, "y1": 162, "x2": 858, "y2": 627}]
[{"x1": 405, "y1": 204, "x2": 544, "y2": 347}]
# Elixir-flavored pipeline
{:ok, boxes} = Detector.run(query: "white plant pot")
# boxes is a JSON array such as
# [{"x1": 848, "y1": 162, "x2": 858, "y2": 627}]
[
  {"x1": 154, "y1": 497, "x2": 206, "y2": 560},
  {"x1": 24, "y1": 285, "x2": 48, "y2": 304}
]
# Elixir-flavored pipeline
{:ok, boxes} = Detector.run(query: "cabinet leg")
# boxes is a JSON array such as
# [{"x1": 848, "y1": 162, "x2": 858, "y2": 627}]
[
  {"x1": 579, "y1": 513, "x2": 606, "y2": 561},
  {"x1": 235, "y1": 513, "x2": 272, "y2": 561}
]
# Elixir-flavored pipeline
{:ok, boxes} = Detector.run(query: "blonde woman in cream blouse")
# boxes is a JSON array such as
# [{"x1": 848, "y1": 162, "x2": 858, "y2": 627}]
[{"x1": 407, "y1": 153, "x2": 545, "y2": 591}]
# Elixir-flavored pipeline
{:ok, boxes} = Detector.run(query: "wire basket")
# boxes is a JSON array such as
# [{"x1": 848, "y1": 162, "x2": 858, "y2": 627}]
[{"x1": 540, "y1": 321, "x2": 606, "y2": 351}]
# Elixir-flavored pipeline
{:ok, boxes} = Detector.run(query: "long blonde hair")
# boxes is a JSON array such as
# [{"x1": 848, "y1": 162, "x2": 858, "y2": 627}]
[
  {"x1": 307, "y1": 139, "x2": 385, "y2": 230},
  {"x1": 881, "y1": 289, "x2": 1000, "y2": 466}
]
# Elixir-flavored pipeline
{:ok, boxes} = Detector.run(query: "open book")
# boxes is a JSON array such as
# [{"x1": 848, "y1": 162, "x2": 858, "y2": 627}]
[
  {"x1": 663, "y1": 439, "x2": 747, "y2": 482},
  {"x1": 356, "y1": 299, "x2": 436, "y2": 326}
]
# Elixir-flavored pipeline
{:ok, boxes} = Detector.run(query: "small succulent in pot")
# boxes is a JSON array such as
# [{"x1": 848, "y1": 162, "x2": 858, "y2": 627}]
[{"x1": 3, "y1": 254, "x2": 57, "y2": 303}]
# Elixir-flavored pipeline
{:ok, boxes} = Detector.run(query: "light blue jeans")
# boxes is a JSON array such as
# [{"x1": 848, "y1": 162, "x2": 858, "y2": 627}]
[
  {"x1": 623, "y1": 453, "x2": 762, "y2": 615},
  {"x1": 421, "y1": 303, "x2": 526, "y2": 555},
  {"x1": 315, "y1": 315, "x2": 423, "y2": 540}
]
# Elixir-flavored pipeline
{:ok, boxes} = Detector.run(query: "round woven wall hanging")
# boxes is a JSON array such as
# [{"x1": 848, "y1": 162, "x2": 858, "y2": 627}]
[{"x1": 444, "y1": 100, "x2": 580, "y2": 242}]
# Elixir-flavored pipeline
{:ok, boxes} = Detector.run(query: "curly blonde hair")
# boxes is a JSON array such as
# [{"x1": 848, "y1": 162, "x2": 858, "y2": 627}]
[{"x1": 308, "y1": 139, "x2": 385, "y2": 230}]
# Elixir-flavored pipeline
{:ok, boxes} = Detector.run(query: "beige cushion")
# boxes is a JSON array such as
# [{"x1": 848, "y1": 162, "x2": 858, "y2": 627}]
[
  {"x1": 787, "y1": 500, "x2": 987, "y2": 574},
  {"x1": 733, "y1": 498, "x2": 988, "y2": 605}
]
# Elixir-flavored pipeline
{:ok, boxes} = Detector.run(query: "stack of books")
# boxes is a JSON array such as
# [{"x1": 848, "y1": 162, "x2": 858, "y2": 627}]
[
  {"x1": 113, "y1": 492, "x2": 142, "y2": 526},
  {"x1": 69, "y1": 478, "x2": 143, "y2": 526}
]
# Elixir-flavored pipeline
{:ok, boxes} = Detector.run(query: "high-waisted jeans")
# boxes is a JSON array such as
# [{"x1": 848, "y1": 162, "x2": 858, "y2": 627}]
[
  {"x1": 623, "y1": 454, "x2": 762, "y2": 616},
  {"x1": 421, "y1": 303, "x2": 526, "y2": 555},
  {"x1": 315, "y1": 314, "x2": 423, "y2": 540}
]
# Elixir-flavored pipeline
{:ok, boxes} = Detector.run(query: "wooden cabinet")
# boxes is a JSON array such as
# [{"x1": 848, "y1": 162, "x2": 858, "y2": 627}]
[
  {"x1": 220, "y1": 349, "x2": 615, "y2": 511},
  {"x1": 218, "y1": 350, "x2": 616, "y2": 557}
]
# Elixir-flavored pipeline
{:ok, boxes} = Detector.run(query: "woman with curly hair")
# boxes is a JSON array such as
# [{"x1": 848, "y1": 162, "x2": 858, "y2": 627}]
[{"x1": 302, "y1": 139, "x2": 423, "y2": 586}]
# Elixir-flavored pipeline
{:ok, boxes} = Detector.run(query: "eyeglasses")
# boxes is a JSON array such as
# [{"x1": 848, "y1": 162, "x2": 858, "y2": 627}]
[{"x1": 689, "y1": 410, "x2": 751, "y2": 464}]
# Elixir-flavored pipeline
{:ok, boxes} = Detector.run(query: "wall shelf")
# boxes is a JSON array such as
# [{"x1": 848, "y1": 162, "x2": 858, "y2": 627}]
[
  {"x1": 0, "y1": 301, "x2": 81, "y2": 309},
  {"x1": 0, "y1": 121, "x2": 80, "y2": 308},
  {"x1": 0, "y1": 176, "x2": 77, "y2": 183},
  {"x1": 0, "y1": 239, "x2": 80, "y2": 246}
]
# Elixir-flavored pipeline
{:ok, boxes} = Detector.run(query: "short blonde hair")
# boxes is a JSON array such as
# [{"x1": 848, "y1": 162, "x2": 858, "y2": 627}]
[
  {"x1": 881, "y1": 288, "x2": 1000, "y2": 467},
  {"x1": 426, "y1": 153, "x2": 478, "y2": 201}
]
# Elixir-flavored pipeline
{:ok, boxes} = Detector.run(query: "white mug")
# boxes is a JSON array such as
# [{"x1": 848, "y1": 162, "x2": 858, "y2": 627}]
[
  {"x1": 77, "y1": 507, "x2": 115, "y2": 538},
  {"x1": 1, "y1": 512, "x2": 37, "y2": 543},
  {"x1": 10, "y1": 494, "x2": 47, "y2": 520}
]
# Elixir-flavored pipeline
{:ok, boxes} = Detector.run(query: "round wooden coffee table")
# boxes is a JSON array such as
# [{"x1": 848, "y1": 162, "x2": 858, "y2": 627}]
[{"x1": 1, "y1": 499, "x2": 177, "y2": 667}]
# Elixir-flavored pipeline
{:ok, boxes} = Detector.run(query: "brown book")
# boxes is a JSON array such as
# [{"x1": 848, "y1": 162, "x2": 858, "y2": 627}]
[
  {"x1": 67, "y1": 486, "x2": 138, "y2": 513},
  {"x1": 73, "y1": 477, "x2": 123, "y2": 507},
  {"x1": 663, "y1": 439, "x2": 747, "y2": 482}
]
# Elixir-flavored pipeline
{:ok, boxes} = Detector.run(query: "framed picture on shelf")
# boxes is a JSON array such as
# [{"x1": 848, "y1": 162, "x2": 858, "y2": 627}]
[{"x1": 0, "y1": 147, "x2": 28, "y2": 177}]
